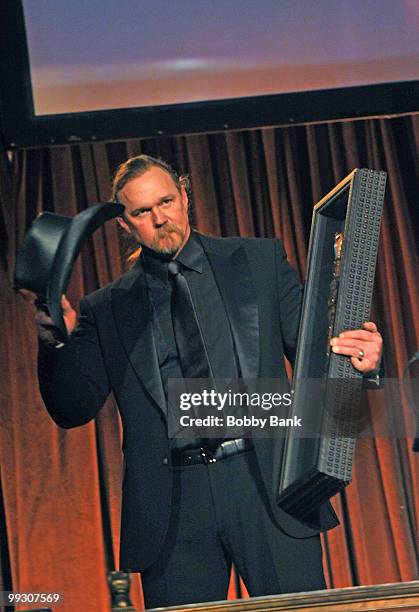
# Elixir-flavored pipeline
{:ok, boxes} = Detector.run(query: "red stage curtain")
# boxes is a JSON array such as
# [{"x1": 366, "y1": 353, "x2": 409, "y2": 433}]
[{"x1": 0, "y1": 114, "x2": 418, "y2": 611}]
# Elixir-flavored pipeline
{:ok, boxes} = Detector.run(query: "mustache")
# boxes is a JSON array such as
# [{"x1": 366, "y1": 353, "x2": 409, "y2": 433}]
[
  {"x1": 154, "y1": 223, "x2": 183, "y2": 240},
  {"x1": 151, "y1": 223, "x2": 185, "y2": 254}
]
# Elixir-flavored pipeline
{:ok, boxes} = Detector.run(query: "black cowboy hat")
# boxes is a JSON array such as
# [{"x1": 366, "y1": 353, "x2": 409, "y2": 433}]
[{"x1": 14, "y1": 202, "x2": 124, "y2": 341}]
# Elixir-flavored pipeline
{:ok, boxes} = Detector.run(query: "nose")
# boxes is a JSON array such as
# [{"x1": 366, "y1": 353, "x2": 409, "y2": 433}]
[{"x1": 151, "y1": 206, "x2": 167, "y2": 226}]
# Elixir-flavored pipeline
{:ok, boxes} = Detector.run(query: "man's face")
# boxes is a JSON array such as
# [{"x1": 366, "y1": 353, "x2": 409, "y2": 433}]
[{"x1": 117, "y1": 166, "x2": 190, "y2": 257}]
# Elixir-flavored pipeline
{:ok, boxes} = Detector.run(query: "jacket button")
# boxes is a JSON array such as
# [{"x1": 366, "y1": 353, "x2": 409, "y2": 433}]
[{"x1": 162, "y1": 457, "x2": 169, "y2": 465}]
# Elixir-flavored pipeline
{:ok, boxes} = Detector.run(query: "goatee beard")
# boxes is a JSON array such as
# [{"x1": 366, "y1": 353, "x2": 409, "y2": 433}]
[{"x1": 150, "y1": 223, "x2": 185, "y2": 257}]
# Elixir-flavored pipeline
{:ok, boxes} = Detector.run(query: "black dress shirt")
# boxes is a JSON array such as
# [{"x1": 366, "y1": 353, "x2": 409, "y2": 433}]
[{"x1": 142, "y1": 231, "x2": 239, "y2": 450}]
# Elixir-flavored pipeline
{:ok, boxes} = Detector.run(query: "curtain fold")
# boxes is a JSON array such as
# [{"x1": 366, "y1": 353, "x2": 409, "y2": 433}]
[{"x1": 0, "y1": 114, "x2": 417, "y2": 611}]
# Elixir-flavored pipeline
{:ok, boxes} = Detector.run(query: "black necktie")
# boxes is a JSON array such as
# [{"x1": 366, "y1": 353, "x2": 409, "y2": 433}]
[{"x1": 168, "y1": 260, "x2": 212, "y2": 379}]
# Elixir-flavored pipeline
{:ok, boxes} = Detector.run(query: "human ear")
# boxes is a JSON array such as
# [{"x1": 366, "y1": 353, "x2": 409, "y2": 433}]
[
  {"x1": 181, "y1": 185, "x2": 189, "y2": 210},
  {"x1": 117, "y1": 215, "x2": 131, "y2": 235}
]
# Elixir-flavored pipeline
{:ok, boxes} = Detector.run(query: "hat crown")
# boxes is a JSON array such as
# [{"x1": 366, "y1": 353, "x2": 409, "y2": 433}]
[
  {"x1": 14, "y1": 212, "x2": 71, "y2": 296},
  {"x1": 14, "y1": 202, "x2": 124, "y2": 341}
]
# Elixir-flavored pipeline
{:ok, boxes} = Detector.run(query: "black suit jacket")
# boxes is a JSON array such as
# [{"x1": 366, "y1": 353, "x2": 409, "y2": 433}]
[{"x1": 39, "y1": 233, "x2": 338, "y2": 572}]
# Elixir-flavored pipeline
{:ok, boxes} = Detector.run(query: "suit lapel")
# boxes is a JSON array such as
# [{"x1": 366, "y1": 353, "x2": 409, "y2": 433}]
[
  {"x1": 111, "y1": 265, "x2": 167, "y2": 414},
  {"x1": 110, "y1": 235, "x2": 260, "y2": 411},
  {"x1": 200, "y1": 235, "x2": 260, "y2": 379}
]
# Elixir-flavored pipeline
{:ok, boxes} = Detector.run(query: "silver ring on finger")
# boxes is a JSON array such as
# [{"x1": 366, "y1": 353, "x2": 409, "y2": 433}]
[{"x1": 358, "y1": 349, "x2": 364, "y2": 360}]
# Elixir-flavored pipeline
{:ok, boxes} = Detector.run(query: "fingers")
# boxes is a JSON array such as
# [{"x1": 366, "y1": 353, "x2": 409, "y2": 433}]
[
  {"x1": 35, "y1": 308, "x2": 62, "y2": 346},
  {"x1": 330, "y1": 321, "x2": 383, "y2": 373},
  {"x1": 362, "y1": 321, "x2": 378, "y2": 333},
  {"x1": 331, "y1": 344, "x2": 370, "y2": 369},
  {"x1": 333, "y1": 329, "x2": 378, "y2": 343},
  {"x1": 331, "y1": 341, "x2": 366, "y2": 358},
  {"x1": 19, "y1": 292, "x2": 72, "y2": 308},
  {"x1": 34, "y1": 309, "x2": 55, "y2": 327},
  {"x1": 330, "y1": 336, "x2": 380, "y2": 351},
  {"x1": 350, "y1": 355, "x2": 373, "y2": 372},
  {"x1": 34, "y1": 294, "x2": 77, "y2": 334},
  {"x1": 331, "y1": 321, "x2": 382, "y2": 346},
  {"x1": 61, "y1": 294, "x2": 74, "y2": 313},
  {"x1": 61, "y1": 294, "x2": 78, "y2": 334},
  {"x1": 331, "y1": 344, "x2": 373, "y2": 371},
  {"x1": 19, "y1": 291, "x2": 77, "y2": 344}
]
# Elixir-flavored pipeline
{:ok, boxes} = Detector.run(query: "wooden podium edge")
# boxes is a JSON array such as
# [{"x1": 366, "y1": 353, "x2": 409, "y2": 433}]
[{"x1": 145, "y1": 581, "x2": 419, "y2": 612}]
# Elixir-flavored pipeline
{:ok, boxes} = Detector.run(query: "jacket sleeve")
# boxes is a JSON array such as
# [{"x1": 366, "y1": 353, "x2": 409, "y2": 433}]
[
  {"x1": 38, "y1": 297, "x2": 111, "y2": 428},
  {"x1": 274, "y1": 240, "x2": 303, "y2": 367}
]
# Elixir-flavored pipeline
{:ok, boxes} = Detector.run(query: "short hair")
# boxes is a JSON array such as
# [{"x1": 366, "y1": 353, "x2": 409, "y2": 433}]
[{"x1": 112, "y1": 154, "x2": 189, "y2": 203}]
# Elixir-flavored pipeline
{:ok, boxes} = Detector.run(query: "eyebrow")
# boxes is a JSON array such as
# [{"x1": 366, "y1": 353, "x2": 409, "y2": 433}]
[{"x1": 129, "y1": 193, "x2": 175, "y2": 214}]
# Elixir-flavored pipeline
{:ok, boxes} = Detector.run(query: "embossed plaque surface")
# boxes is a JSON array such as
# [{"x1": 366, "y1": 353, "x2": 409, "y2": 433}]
[{"x1": 278, "y1": 168, "x2": 387, "y2": 518}]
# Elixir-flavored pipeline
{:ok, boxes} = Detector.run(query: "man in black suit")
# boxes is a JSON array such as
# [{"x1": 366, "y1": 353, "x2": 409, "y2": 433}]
[{"x1": 37, "y1": 155, "x2": 383, "y2": 608}]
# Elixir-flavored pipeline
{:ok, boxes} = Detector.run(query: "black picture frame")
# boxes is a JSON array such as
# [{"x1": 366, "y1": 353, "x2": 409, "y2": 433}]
[{"x1": 278, "y1": 168, "x2": 387, "y2": 518}]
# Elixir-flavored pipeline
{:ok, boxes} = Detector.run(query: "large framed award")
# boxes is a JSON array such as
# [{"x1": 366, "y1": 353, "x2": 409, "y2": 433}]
[{"x1": 278, "y1": 168, "x2": 387, "y2": 518}]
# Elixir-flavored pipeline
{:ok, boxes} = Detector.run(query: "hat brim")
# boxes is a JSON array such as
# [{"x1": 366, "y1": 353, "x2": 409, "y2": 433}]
[
  {"x1": 15, "y1": 202, "x2": 124, "y2": 341},
  {"x1": 48, "y1": 202, "x2": 124, "y2": 340}
]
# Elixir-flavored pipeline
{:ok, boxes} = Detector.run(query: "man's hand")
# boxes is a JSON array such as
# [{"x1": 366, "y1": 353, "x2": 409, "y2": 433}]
[
  {"x1": 330, "y1": 321, "x2": 383, "y2": 374},
  {"x1": 34, "y1": 295, "x2": 78, "y2": 346},
  {"x1": 19, "y1": 290, "x2": 78, "y2": 346},
  {"x1": 59, "y1": 295, "x2": 78, "y2": 334}
]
